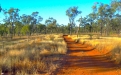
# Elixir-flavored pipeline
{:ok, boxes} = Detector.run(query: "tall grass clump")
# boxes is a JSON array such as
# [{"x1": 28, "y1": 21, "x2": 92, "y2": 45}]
[{"x1": 107, "y1": 45, "x2": 121, "y2": 64}]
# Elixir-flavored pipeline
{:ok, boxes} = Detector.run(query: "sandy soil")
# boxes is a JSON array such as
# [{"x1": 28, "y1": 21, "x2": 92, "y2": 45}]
[{"x1": 53, "y1": 35, "x2": 121, "y2": 75}]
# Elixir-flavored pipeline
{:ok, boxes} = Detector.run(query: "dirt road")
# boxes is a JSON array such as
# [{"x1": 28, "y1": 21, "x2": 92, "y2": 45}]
[{"x1": 53, "y1": 35, "x2": 121, "y2": 75}]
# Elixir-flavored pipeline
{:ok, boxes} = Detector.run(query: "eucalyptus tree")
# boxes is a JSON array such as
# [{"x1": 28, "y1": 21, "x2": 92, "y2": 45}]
[
  {"x1": 34, "y1": 16, "x2": 43, "y2": 34},
  {"x1": 31, "y1": 12, "x2": 43, "y2": 34},
  {"x1": 77, "y1": 16, "x2": 92, "y2": 33},
  {"x1": 20, "y1": 14, "x2": 30, "y2": 25},
  {"x1": 79, "y1": 17, "x2": 88, "y2": 33},
  {"x1": 55, "y1": 24, "x2": 62, "y2": 33},
  {"x1": 104, "y1": 4, "x2": 115, "y2": 35},
  {"x1": 93, "y1": 2, "x2": 105, "y2": 36},
  {"x1": 111, "y1": 14, "x2": 121, "y2": 35},
  {"x1": 111, "y1": 0, "x2": 121, "y2": 13},
  {"x1": 58, "y1": 24, "x2": 70, "y2": 34},
  {"x1": 14, "y1": 21, "x2": 23, "y2": 36},
  {"x1": 91, "y1": 2, "x2": 99, "y2": 33},
  {"x1": 86, "y1": 13, "x2": 95, "y2": 33},
  {"x1": 0, "y1": 24, "x2": 8, "y2": 36},
  {"x1": 20, "y1": 13, "x2": 43, "y2": 35},
  {"x1": 20, "y1": 14, "x2": 33, "y2": 35},
  {"x1": 111, "y1": 0, "x2": 121, "y2": 35},
  {"x1": 21, "y1": 25, "x2": 30, "y2": 35},
  {"x1": 81, "y1": 15, "x2": 98, "y2": 33},
  {"x1": 3, "y1": 8, "x2": 20, "y2": 38},
  {"x1": 91, "y1": 2, "x2": 106, "y2": 35},
  {"x1": 59, "y1": 24, "x2": 66, "y2": 33},
  {"x1": 45, "y1": 17, "x2": 57, "y2": 33},
  {"x1": 76, "y1": 16, "x2": 82, "y2": 37},
  {"x1": 0, "y1": 5, "x2": 4, "y2": 36},
  {"x1": 66, "y1": 6, "x2": 81, "y2": 35},
  {"x1": 93, "y1": 2, "x2": 114, "y2": 36},
  {"x1": 36, "y1": 23, "x2": 46, "y2": 34}
]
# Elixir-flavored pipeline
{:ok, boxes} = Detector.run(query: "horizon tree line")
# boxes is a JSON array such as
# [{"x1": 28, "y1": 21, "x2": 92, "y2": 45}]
[{"x1": 0, "y1": 0, "x2": 121, "y2": 38}]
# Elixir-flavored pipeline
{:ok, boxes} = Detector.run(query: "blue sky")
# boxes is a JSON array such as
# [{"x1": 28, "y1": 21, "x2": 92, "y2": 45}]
[{"x1": 0, "y1": 0, "x2": 110, "y2": 25}]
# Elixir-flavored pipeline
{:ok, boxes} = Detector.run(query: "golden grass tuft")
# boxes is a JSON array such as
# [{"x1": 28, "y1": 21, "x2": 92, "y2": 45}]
[
  {"x1": 40, "y1": 49, "x2": 50, "y2": 55},
  {"x1": 8, "y1": 50, "x2": 25, "y2": 56},
  {"x1": 107, "y1": 45, "x2": 121, "y2": 64},
  {"x1": 71, "y1": 35, "x2": 121, "y2": 53}
]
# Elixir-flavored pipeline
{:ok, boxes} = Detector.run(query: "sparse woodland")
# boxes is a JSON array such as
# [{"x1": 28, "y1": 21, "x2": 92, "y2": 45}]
[
  {"x1": 0, "y1": 0, "x2": 121, "y2": 75},
  {"x1": 0, "y1": 0, "x2": 121, "y2": 37}
]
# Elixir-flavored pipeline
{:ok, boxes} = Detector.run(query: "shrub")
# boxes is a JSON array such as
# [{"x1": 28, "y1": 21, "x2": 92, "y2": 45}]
[
  {"x1": 108, "y1": 46, "x2": 121, "y2": 64},
  {"x1": 88, "y1": 34, "x2": 93, "y2": 40}
]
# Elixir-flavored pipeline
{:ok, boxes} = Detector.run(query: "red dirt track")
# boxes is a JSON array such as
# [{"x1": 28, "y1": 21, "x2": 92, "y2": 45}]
[{"x1": 54, "y1": 35, "x2": 121, "y2": 75}]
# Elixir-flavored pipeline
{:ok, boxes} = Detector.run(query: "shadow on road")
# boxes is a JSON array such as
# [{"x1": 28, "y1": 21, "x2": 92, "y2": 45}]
[{"x1": 52, "y1": 35, "x2": 120, "y2": 75}]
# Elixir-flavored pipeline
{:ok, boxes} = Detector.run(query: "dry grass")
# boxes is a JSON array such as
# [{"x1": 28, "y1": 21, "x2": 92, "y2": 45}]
[
  {"x1": 70, "y1": 35, "x2": 121, "y2": 52},
  {"x1": 0, "y1": 34, "x2": 67, "y2": 75}
]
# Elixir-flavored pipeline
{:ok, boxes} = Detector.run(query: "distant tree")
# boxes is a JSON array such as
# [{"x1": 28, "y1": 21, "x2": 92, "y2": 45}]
[
  {"x1": 15, "y1": 21, "x2": 23, "y2": 36},
  {"x1": 36, "y1": 23, "x2": 46, "y2": 34},
  {"x1": 20, "y1": 13, "x2": 43, "y2": 35},
  {"x1": 3, "y1": 8, "x2": 20, "y2": 38},
  {"x1": 77, "y1": 16, "x2": 82, "y2": 37},
  {"x1": 0, "y1": 24, "x2": 7, "y2": 36},
  {"x1": 78, "y1": 17, "x2": 88, "y2": 33},
  {"x1": 31, "y1": 12, "x2": 43, "y2": 33},
  {"x1": 20, "y1": 14, "x2": 30, "y2": 25},
  {"x1": 45, "y1": 17, "x2": 57, "y2": 33},
  {"x1": 93, "y1": 2, "x2": 114, "y2": 36},
  {"x1": 21, "y1": 25, "x2": 30, "y2": 35},
  {"x1": 86, "y1": 14, "x2": 94, "y2": 33},
  {"x1": 111, "y1": 0, "x2": 121, "y2": 36},
  {"x1": 66, "y1": 6, "x2": 81, "y2": 35},
  {"x1": 92, "y1": 2, "x2": 105, "y2": 36}
]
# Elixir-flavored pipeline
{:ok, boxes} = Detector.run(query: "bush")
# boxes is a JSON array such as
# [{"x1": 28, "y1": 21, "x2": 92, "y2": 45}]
[
  {"x1": 109, "y1": 46, "x2": 121, "y2": 64},
  {"x1": 88, "y1": 34, "x2": 93, "y2": 40}
]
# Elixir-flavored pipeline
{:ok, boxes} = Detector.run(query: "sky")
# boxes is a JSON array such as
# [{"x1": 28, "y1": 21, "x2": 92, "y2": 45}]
[{"x1": 0, "y1": 0, "x2": 110, "y2": 25}]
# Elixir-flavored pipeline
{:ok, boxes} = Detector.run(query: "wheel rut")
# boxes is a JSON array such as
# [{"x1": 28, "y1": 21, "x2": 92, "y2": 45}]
[{"x1": 53, "y1": 35, "x2": 120, "y2": 75}]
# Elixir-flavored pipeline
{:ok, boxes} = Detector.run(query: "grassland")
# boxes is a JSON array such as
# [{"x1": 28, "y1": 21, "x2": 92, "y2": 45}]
[
  {"x1": 1, "y1": 34, "x2": 121, "y2": 75},
  {"x1": 0, "y1": 34, "x2": 67, "y2": 75}
]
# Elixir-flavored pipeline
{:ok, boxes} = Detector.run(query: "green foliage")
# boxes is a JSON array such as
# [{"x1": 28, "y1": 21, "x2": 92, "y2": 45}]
[
  {"x1": 0, "y1": 0, "x2": 121, "y2": 36},
  {"x1": 0, "y1": 24, "x2": 8, "y2": 36},
  {"x1": 15, "y1": 21, "x2": 23, "y2": 35},
  {"x1": 21, "y1": 25, "x2": 30, "y2": 35},
  {"x1": 88, "y1": 34, "x2": 93, "y2": 40},
  {"x1": 66, "y1": 6, "x2": 81, "y2": 35},
  {"x1": 36, "y1": 24, "x2": 46, "y2": 33},
  {"x1": 45, "y1": 17, "x2": 57, "y2": 33}
]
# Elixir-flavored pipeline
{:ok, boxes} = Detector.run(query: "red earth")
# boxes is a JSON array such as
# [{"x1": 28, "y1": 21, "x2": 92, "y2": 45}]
[{"x1": 53, "y1": 35, "x2": 121, "y2": 75}]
